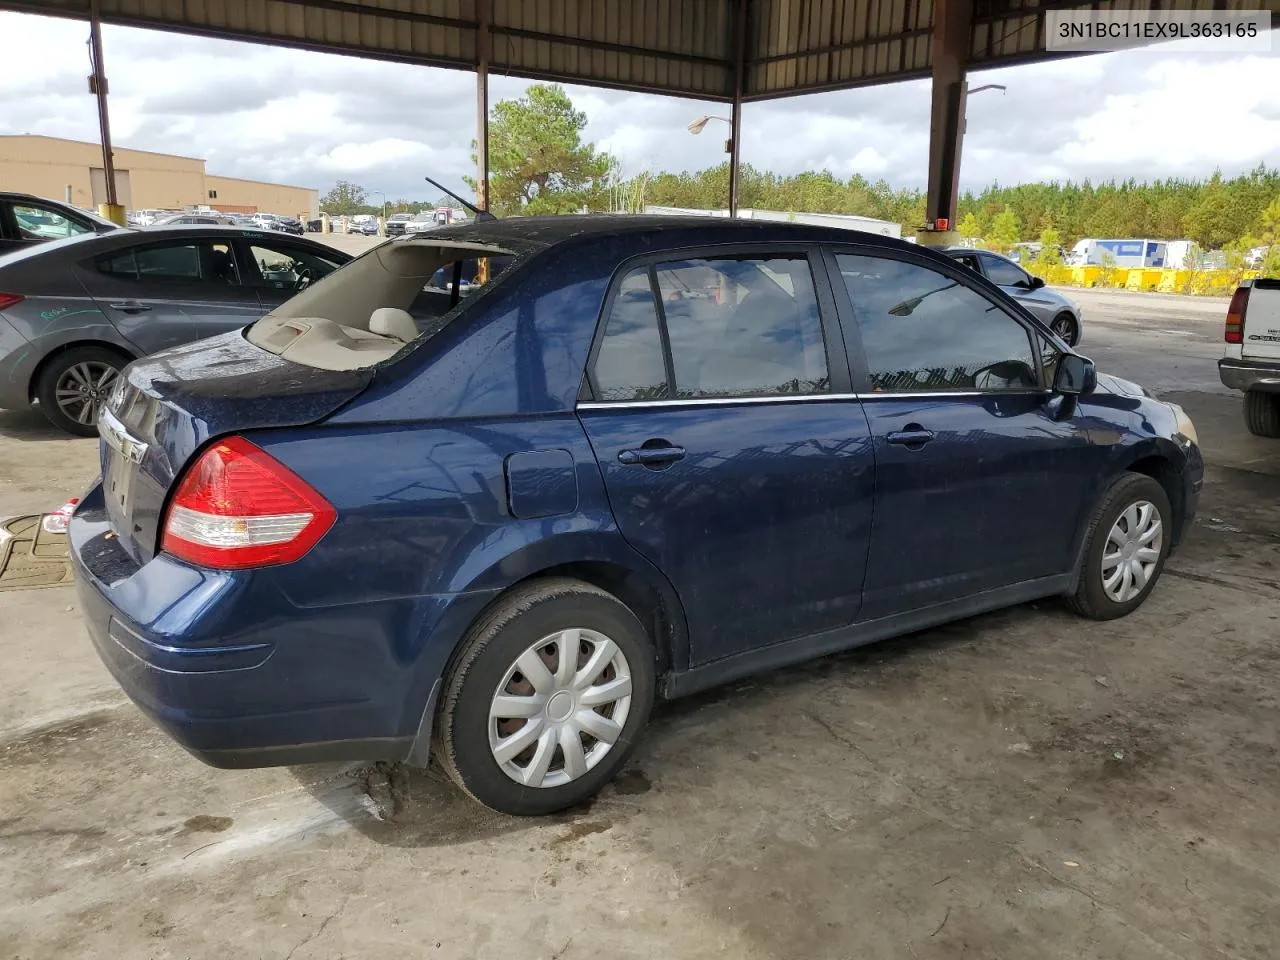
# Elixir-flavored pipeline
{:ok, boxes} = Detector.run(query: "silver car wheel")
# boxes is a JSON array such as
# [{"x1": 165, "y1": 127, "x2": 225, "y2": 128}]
[
  {"x1": 1100, "y1": 500, "x2": 1162, "y2": 603},
  {"x1": 54, "y1": 361, "x2": 118, "y2": 426},
  {"x1": 1051, "y1": 313, "x2": 1077, "y2": 344},
  {"x1": 488, "y1": 628, "x2": 633, "y2": 789}
]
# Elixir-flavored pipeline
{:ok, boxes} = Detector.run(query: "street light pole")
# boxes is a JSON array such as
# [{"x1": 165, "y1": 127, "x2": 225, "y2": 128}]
[{"x1": 687, "y1": 114, "x2": 736, "y2": 216}]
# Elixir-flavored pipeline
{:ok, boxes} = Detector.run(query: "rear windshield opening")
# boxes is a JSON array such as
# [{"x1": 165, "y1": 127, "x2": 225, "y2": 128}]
[{"x1": 246, "y1": 240, "x2": 515, "y2": 371}]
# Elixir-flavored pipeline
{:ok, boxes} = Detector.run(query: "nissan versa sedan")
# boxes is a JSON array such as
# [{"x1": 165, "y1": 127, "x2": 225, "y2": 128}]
[
  {"x1": 944, "y1": 246, "x2": 1084, "y2": 345},
  {"x1": 69, "y1": 217, "x2": 1202, "y2": 815},
  {"x1": 0, "y1": 225, "x2": 349, "y2": 434}
]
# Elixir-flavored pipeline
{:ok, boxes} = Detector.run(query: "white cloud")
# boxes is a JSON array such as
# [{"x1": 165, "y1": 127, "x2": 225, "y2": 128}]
[{"x1": 1, "y1": 10, "x2": 1278, "y2": 204}]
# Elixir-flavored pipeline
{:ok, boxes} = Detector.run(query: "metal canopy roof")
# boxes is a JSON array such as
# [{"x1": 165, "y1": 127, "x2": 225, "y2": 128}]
[{"x1": 3, "y1": 0, "x2": 1276, "y2": 102}]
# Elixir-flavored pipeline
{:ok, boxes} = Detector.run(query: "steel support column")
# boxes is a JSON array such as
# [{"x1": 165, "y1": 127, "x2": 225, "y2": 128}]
[
  {"x1": 728, "y1": 0, "x2": 748, "y2": 217},
  {"x1": 921, "y1": 0, "x2": 972, "y2": 245},
  {"x1": 474, "y1": 0, "x2": 491, "y2": 213},
  {"x1": 88, "y1": 0, "x2": 124, "y2": 225}
]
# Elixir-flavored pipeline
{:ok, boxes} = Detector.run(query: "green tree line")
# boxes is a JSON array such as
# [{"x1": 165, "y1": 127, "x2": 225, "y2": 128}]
[{"x1": 642, "y1": 162, "x2": 1280, "y2": 251}]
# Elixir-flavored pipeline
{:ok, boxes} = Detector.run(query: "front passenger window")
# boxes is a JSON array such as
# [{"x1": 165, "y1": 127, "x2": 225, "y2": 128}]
[{"x1": 837, "y1": 254, "x2": 1037, "y2": 392}]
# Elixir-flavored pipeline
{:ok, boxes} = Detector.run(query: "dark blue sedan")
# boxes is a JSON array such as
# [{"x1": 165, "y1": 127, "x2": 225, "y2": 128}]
[{"x1": 70, "y1": 216, "x2": 1203, "y2": 815}]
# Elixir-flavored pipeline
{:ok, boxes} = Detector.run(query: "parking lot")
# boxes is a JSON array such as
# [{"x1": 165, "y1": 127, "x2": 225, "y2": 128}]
[{"x1": 2, "y1": 285, "x2": 1278, "y2": 959}]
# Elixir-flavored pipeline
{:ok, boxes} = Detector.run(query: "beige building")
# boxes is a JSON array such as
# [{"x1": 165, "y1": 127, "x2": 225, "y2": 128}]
[{"x1": 0, "y1": 135, "x2": 318, "y2": 219}]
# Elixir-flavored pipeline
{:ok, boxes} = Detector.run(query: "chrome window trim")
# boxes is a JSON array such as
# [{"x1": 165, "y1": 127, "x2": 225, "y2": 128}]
[{"x1": 576, "y1": 389, "x2": 1049, "y2": 410}]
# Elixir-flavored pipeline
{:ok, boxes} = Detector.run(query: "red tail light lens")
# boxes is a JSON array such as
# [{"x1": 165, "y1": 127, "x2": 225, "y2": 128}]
[
  {"x1": 161, "y1": 436, "x2": 336, "y2": 570},
  {"x1": 1225, "y1": 286, "x2": 1249, "y2": 344},
  {"x1": 0, "y1": 293, "x2": 24, "y2": 311}
]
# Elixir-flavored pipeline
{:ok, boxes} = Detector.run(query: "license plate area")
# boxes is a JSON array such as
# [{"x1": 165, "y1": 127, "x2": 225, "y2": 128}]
[{"x1": 98, "y1": 406, "x2": 148, "y2": 536}]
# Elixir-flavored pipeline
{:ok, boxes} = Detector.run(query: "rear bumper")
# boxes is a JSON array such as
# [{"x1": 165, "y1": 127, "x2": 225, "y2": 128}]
[
  {"x1": 1219, "y1": 358, "x2": 1280, "y2": 393},
  {"x1": 69, "y1": 482, "x2": 495, "y2": 768}
]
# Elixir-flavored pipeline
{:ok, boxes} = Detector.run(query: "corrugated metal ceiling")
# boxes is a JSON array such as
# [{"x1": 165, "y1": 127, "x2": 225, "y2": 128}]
[{"x1": 3, "y1": 0, "x2": 1277, "y2": 101}]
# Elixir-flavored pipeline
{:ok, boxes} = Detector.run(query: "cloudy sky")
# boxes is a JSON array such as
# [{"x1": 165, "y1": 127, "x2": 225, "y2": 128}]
[{"x1": 2, "y1": 10, "x2": 1278, "y2": 204}]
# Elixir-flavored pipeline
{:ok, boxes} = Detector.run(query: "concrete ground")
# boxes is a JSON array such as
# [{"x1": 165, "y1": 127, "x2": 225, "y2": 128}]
[{"x1": 2, "y1": 286, "x2": 1279, "y2": 960}]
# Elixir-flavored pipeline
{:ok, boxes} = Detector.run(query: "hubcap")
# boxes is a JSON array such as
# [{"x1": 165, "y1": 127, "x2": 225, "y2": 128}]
[
  {"x1": 1101, "y1": 500, "x2": 1163, "y2": 603},
  {"x1": 488, "y1": 628, "x2": 633, "y2": 789},
  {"x1": 1053, "y1": 316, "x2": 1075, "y2": 342},
  {"x1": 54, "y1": 361, "x2": 118, "y2": 426}
]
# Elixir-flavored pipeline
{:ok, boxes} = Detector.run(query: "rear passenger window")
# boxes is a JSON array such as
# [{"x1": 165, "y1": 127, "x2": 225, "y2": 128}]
[
  {"x1": 656, "y1": 256, "x2": 827, "y2": 398},
  {"x1": 96, "y1": 242, "x2": 235, "y2": 284},
  {"x1": 837, "y1": 254, "x2": 1038, "y2": 393},
  {"x1": 593, "y1": 267, "x2": 670, "y2": 401}
]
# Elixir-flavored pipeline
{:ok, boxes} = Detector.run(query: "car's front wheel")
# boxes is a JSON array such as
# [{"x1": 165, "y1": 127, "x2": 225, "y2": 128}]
[
  {"x1": 1051, "y1": 311, "x2": 1080, "y2": 346},
  {"x1": 435, "y1": 578, "x2": 655, "y2": 815},
  {"x1": 35, "y1": 346, "x2": 126, "y2": 436},
  {"x1": 1067, "y1": 472, "x2": 1172, "y2": 620}
]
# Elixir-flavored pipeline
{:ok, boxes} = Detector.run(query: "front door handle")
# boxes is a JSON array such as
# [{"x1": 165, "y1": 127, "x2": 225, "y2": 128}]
[
  {"x1": 886, "y1": 425, "x2": 935, "y2": 448},
  {"x1": 109, "y1": 301, "x2": 151, "y2": 313},
  {"x1": 618, "y1": 444, "x2": 686, "y2": 467}
]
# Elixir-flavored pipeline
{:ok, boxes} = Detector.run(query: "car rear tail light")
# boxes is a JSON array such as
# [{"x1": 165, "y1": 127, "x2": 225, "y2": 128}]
[
  {"x1": 0, "y1": 293, "x2": 24, "y2": 311},
  {"x1": 1225, "y1": 286, "x2": 1249, "y2": 344},
  {"x1": 161, "y1": 436, "x2": 335, "y2": 570}
]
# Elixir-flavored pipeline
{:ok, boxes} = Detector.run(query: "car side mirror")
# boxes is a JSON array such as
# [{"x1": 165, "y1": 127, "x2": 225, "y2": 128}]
[
  {"x1": 1029, "y1": 275, "x2": 1046, "y2": 289},
  {"x1": 1054, "y1": 354, "x2": 1096, "y2": 396}
]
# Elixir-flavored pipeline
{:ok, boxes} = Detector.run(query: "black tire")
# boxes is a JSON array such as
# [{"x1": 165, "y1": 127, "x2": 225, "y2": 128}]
[
  {"x1": 1051, "y1": 312, "x2": 1080, "y2": 346},
  {"x1": 34, "y1": 346, "x2": 127, "y2": 436},
  {"x1": 1067, "y1": 472, "x2": 1173, "y2": 621},
  {"x1": 435, "y1": 577, "x2": 656, "y2": 816},
  {"x1": 1244, "y1": 389, "x2": 1280, "y2": 438}
]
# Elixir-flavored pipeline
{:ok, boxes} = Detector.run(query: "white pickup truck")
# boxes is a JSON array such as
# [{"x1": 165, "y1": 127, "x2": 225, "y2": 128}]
[{"x1": 1220, "y1": 279, "x2": 1280, "y2": 437}]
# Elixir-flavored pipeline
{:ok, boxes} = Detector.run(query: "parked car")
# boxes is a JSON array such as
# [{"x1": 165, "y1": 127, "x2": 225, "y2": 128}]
[
  {"x1": 274, "y1": 216, "x2": 305, "y2": 236},
  {"x1": 1219, "y1": 279, "x2": 1280, "y2": 437},
  {"x1": 944, "y1": 247, "x2": 1084, "y2": 345},
  {"x1": 69, "y1": 216, "x2": 1202, "y2": 815},
  {"x1": 385, "y1": 213, "x2": 414, "y2": 236},
  {"x1": 149, "y1": 212, "x2": 236, "y2": 226},
  {"x1": 131, "y1": 209, "x2": 173, "y2": 226},
  {"x1": 0, "y1": 225, "x2": 350, "y2": 434},
  {"x1": 403, "y1": 211, "x2": 435, "y2": 234},
  {"x1": 0, "y1": 192, "x2": 121, "y2": 253}
]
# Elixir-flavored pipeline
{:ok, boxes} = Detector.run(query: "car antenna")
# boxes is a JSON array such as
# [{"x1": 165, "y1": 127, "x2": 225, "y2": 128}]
[{"x1": 424, "y1": 175, "x2": 497, "y2": 222}]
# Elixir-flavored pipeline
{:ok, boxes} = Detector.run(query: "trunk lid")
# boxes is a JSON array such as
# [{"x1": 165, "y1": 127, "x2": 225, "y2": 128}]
[
  {"x1": 98, "y1": 329, "x2": 372, "y2": 564},
  {"x1": 1242, "y1": 278, "x2": 1280, "y2": 362}
]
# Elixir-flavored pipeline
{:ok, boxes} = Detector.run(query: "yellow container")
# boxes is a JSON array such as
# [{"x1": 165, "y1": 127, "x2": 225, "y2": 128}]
[{"x1": 1072, "y1": 266, "x2": 1101, "y2": 287}]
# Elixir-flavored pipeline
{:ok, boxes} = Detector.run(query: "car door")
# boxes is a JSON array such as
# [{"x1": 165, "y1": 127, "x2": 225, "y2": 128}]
[
  {"x1": 577, "y1": 250, "x2": 876, "y2": 667},
  {"x1": 829, "y1": 249, "x2": 1105, "y2": 620},
  {"x1": 234, "y1": 238, "x2": 346, "y2": 316},
  {"x1": 977, "y1": 252, "x2": 1047, "y2": 311},
  {"x1": 78, "y1": 236, "x2": 262, "y2": 353}
]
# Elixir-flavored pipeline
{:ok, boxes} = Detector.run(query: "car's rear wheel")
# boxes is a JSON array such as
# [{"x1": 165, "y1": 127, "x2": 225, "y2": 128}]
[
  {"x1": 1051, "y1": 312, "x2": 1080, "y2": 346},
  {"x1": 35, "y1": 346, "x2": 126, "y2": 436},
  {"x1": 1067, "y1": 473, "x2": 1172, "y2": 620},
  {"x1": 435, "y1": 578, "x2": 655, "y2": 815},
  {"x1": 1243, "y1": 389, "x2": 1280, "y2": 438}
]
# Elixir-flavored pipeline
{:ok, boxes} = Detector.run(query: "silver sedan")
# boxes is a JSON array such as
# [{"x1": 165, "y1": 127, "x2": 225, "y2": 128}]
[{"x1": 944, "y1": 247, "x2": 1084, "y2": 346}]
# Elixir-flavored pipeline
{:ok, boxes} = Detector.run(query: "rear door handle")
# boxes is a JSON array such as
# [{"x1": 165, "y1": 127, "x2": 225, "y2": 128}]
[
  {"x1": 618, "y1": 445, "x2": 686, "y2": 466},
  {"x1": 886, "y1": 427, "x2": 935, "y2": 447},
  {"x1": 109, "y1": 301, "x2": 151, "y2": 313}
]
